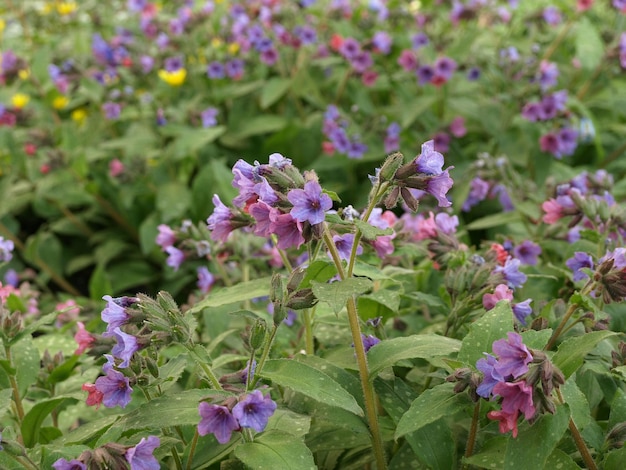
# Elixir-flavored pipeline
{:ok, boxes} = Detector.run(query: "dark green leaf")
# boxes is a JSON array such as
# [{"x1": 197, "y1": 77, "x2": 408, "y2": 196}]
[
  {"x1": 367, "y1": 334, "x2": 461, "y2": 381},
  {"x1": 22, "y1": 397, "x2": 77, "y2": 447},
  {"x1": 300, "y1": 260, "x2": 337, "y2": 289},
  {"x1": 552, "y1": 330, "x2": 619, "y2": 379},
  {"x1": 234, "y1": 430, "x2": 316, "y2": 469},
  {"x1": 311, "y1": 278, "x2": 372, "y2": 314},
  {"x1": 259, "y1": 359, "x2": 364, "y2": 416}
]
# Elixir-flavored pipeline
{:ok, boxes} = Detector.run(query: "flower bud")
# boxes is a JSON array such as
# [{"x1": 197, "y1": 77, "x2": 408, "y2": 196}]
[
  {"x1": 384, "y1": 186, "x2": 400, "y2": 209},
  {"x1": 379, "y1": 152, "x2": 404, "y2": 181},
  {"x1": 286, "y1": 289, "x2": 317, "y2": 310},
  {"x1": 270, "y1": 273, "x2": 285, "y2": 305},
  {"x1": 145, "y1": 356, "x2": 159, "y2": 378},
  {"x1": 606, "y1": 422, "x2": 626, "y2": 449},
  {"x1": 400, "y1": 187, "x2": 419, "y2": 212},
  {"x1": 249, "y1": 319, "x2": 267, "y2": 350},
  {"x1": 157, "y1": 291, "x2": 180, "y2": 315},
  {"x1": 286, "y1": 268, "x2": 306, "y2": 293},
  {"x1": 272, "y1": 301, "x2": 288, "y2": 326}
]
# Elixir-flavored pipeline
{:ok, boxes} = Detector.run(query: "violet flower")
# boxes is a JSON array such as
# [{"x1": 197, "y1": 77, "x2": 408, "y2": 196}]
[
  {"x1": 566, "y1": 252, "x2": 594, "y2": 281},
  {"x1": 102, "y1": 295, "x2": 130, "y2": 332},
  {"x1": 476, "y1": 353, "x2": 504, "y2": 397},
  {"x1": 232, "y1": 390, "x2": 277, "y2": 432},
  {"x1": 493, "y1": 380, "x2": 536, "y2": 420},
  {"x1": 52, "y1": 459, "x2": 87, "y2": 470},
  {"x1": 512, "y1": 299, "x2": 533, "y2": 325},
  {"x1": 415, "y1": 140, "x2": 444, "y2": 175},
  {"x1": 494, "y1": 258, "x2": 527, "y2": 289},
  {"x1": 95, "y1": 367, "x2": 133, "y2": 408},
  {"x1": 156, "y1": 224, "x2": 176, "y2": 250},
  {"x1": 125, "y1": 436, "x2": 161, "y2": 470},
  {"x1": 111, "y1": 327, "x2": 139, "y2": 368},
  {"x1": 197, "y1": 266, "x2": 216, "y2": 294},
  {"x1": 492, "y1": 332, "x2": 533, "y2": 379},
  {"x1": 165, "y1": 246, "x2": 185, "y2": 271},
  {"x1": 426, "y1": 170, "x2": 454, "y2": 208},
  {"x1": 269, "y1": 212, "x2": 305, "y2": 250},
  {"x1": 198, "y1": 403, "x2": 240, "y2": 444},
  {"x1": 513, "y1": 240, "x2": 541, "y2": 266},
  {"x1": 287, "y1": 181, "x2": 333, "y2": 225},
  {"x1": 207, "y1": 194, "x2": 234, "y2": 242}
]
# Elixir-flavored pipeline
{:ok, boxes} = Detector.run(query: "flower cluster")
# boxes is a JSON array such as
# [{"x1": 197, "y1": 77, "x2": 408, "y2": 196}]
[
  {"x1": 476, "y1": 333, "x2": 564, "y2": 437},
  {"x1": 0, "y1": 236, "x2": 14, "y2": 262},
  {"x1": 198, "y1": 390, "x2": 277, "y2": 444},
  {"x1": 567, "y1": 248, "x2": 626, "y2": 304},
  {"x1": 322, "y1": 105, "x2": 368, "y2": 159}
]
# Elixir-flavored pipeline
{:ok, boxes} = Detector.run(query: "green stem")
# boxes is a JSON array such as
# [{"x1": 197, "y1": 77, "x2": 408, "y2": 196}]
[
  {"x1": 557, "y1": 389, "x2": 598, "y2": 470},
  {"x1": 303, "y1": 308, "x2": 315, "y2": 355},
  {"x1": 186, "y1": 345, "x2": 223, "y2": 390},
  {"x1": 246, "y1": 348, "x2": 256, "y2": 391},
  {"x1": 171, "y1": 446, "x2": 184, "y2": 470},
  {"x1": 252, "y1": 324, "x2": 279, "y2": 388},
  {"x1": 542, "y1": 18, "x2": 575, "y2": 62},
  {"x1": 323, "y1": 226, "x2": 387, "y2": 470},
  {"x1": 185, "y1": 429, "x2": 200, "y2": 470},
  {"x1": 5, "y1": 346, "x2": 25, "y2": 423},
  {"x1": 545, "y1": 285, "x2": 592, "y2": 351},
  {"x1": 463, "y1": 402, "x2": 481, "y2": 467}
]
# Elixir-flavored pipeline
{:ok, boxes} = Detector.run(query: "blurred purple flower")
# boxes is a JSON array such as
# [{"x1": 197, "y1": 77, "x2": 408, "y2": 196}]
[
  {"x1": 566, "y1": 252, "x2": 594, "y2": 281},
  {"x1": 207, "y1": 61, "x2": 225, "y2": 79},
  {"x1": 463, "y1": 177, "x2": 490, "y2": 212},
  {"x1": 411, "y1": 32, "x2": 429, "y2": 49},
  {"x1": 0, "y1": 236, "x2": 14, "y2": 262},
  {"x1": 156, "y1": 224, "x2": 176, "y2": 250},
  {"x1": 102, "y1": 102, "x2": 121, "y2": 120},
  {"x1": 201, "y1": 107, "x2": 219, "y2": 128},
  {"x1": 416, "y1": 64, "x2": 435, "y2": 85},
  {"x1": 543, "y1": 6, "x2": 562, "y2": 25},
  {"x1": 467, "y1": 67, "x2": 481, "y2": 81},
  {"x1": 165, "y1": 246, "x2": 185, "y2": 271},
  {"x1": 197, "y1": 266, "x2": 216, "y2": 293},
  {"x1": 225, "y1": 59, "x2": 245, "y2": 79},
  {"x1": 432, "y1": 132, "x2": 451, "y2": 153},
  {"x1": 372, "y1": 31, "x2": 392, "y2": 54},
  {"x1": 52, "y1": 459, "x2": 87, "y2": 470},
  {"x1": 398, "y1": 50, "x2": 417, "y2": 71},
  {"x1": 538, "y1": 60, "x2": 559, "y2": 91},
  {"x1": 513, "y1": 240, "x2": 541, "y2": 266},
  {"x1": 339, "y1": 37, "x2": 361, "y2": 60}
]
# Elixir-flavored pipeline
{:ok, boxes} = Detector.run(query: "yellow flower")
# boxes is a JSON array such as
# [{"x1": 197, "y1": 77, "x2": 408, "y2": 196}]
[
  {"x1": 18, "y1": 69, "x2": 30, "y2": 80},
  {"x1": 71, "y1": 108, "x2": 87, "y2": 124},
  {"x1": 56, "y1": 1, "x2": 78, "y2": 15},
  {"x1": 53, "y1": 96, "x2": 69, "y2": 109},
  {"x1": 227, "y1": 43, "x2": 240, "y2": 55},
  {"x1": 41, "y1": 3, "x2": 53, "y2": 15},
  {"x1": 0, "y1": 18, "x2": 5, "y2": 34},
  {"x1": 211, "y1": 38, "x2": 223, "y2": 49},
  {"x1": 11, "y1": 93, "x2": 30, "y2": 108},
  {"x1": 158, "y1": 68, "x2": 187, "y2": 86}
]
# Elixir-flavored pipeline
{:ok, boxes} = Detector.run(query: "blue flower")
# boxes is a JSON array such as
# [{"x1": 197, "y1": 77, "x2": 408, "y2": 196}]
[
  {"x1": 566, "y1": 252, "x2": 594, "y2": 282},
  {"x1": 476, "y1": 353, "x2": 504, "y2": 398},
  {"x1": 125, "y1": 436, "x2": 160, "y2": 470},
  {"x1": 101, "y1": 295, "x2": 130, "y2": 333},
  {"x1": 95, "y1": 366, "x2": 133, "y2": 408},
  {"x1": 232, "y1": 390, "x2": 277, "y2": 432},
  {"x1": 52, "y1": 458, "x2": 87, "y2": 470},
  {"x1": 288, "y1": 181, "x2": 333, "y2": 225},
  {"x1": 512, "y1": 299, "x2": 533, "y2": 325},
  {"x1": 111, "y1": 327, "x2": 139, "y2": 368},
  {"x1": 494, "y1": 258, "x2": 527, "y2": 289}
]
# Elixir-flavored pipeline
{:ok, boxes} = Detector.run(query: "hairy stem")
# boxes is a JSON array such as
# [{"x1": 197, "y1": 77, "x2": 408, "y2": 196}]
[
  {"x1": 303, "y1": 308, "x2": 315, "y2": 355},
  {"x1": 463, "y1": 402, "x2": 481, "y2": 466},
  {"x1": 5, "y1": 346, "x2": 25, "y2": 424},
  {"x1": 185, "y1": 429, "x2": 200, "y2": 470},
  {"x1": 557, "y1": 389, "x2": 598, "y2": 470}
]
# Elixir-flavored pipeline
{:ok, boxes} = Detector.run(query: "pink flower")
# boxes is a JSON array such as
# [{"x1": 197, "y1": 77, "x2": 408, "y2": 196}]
[
  {"x1": 56, "y1": 299, "x2": 81, "y2": 324},
  {"x1": 449, "y1": 116, "x2": 466, "y2": 138},
  {"x1": 493, "y1": 380, "x2": 536, "y2": 420},
  {"x1": 109, "y1": 158, "x2": 124, "y2": 177},
  {"x1": 482, "y1": 284, "x2": 513, "y2": 310},
  {"x1": 74, "y1": 321, "x2": 95, "y2": 355},
  {"x1": 487, "y1": 409, "x2": 520, "y2": 437},
  {"x1": 82, "y1": 383, "x2": 104, "y2": 409}
]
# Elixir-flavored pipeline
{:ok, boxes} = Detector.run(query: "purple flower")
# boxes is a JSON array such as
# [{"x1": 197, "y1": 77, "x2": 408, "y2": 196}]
[
  {"x1": 416, "y1": 64, "x2": 435, "y2": 85},
  {"x1": 102, "y1": 102, "x2": 121, "y2": 120},
  {"x1": 52, "y1": 459, "x2": 87, "y2": 470},
  {"x1": 372, "y1": 31, "x2": 392, "y2": 54},
  {"x1": 165, "y1": 246, "x2": 185, "y2": 271},
  {"x1": 111, "y1": 327, "x2": 139, "y2": 368},
  {"x1": 294, "y1": 25, "x2": 317, "y2": 45},
  {"x1": 361, "y1": 334, "x2": 380, "y2": 352},
  {"x1": 512, "y1": 299, "x2": 533, "y2": 325},
  {"x1": 197, "y1": 266, "x2": 216, "y2": 293},
  {"x1": 426, "y1": 170, "x2": 454, "y2": 207},
  {"x1": 513, "y1": 240, "x2": 541, "y2": 266},
  {"x1": 198, "y1": 403, "x2": 239, "y2": 444},
  {"x1": 566, "y1": 252, "x2": 594, "y2": 282},
  {"x1": 398, "y1": 50, "x2": 417, "y2": 71},
  {"x1": 415, "y1": 140, "x2": 444, "y2": 175},
  {"x1": 494, "y1": 258, "x2": 527, "y2": 289},
  {"x1": 557, "y1": 127, "x2": 578, "y2": 157},
  {"x1": 225, "y1": 59, "x2": 245, "y2": 79},
  {"x1": 492, "y1": 332, "x2": 532, "y2": 379},
  {"x1": 493, "y1": 380, "x2": 536, "y2": 420},
  {"x1": 0, "y1": 236, "x2": 14, "y2": 262},
  {"x1": 102, "y1": 295, "x2": 130, "y2": 331},
  {"x1": 538, "y1": 60, "x2": 559, "y2": 91},
  {"x1": 201, "y1": 107, "x2": 219, "y2": 128},
  {"x1": 156, "y1": 224, "x2": 176, "y2": 250},
  {"x1": 249, "y1": 201, "x2": 276, "y2": 237},
  {"x1": 287, "y1": 181, "x2": 333, "y2": 225},
  {"x1": 207, "y1": 61, "x2": 225, "y2": 79},
  {"x1": 207, "y1": 194, "x2": 234, "y2": 242},
  {"x1": 164, "y1": 56, "x2": 184, "y2": 72},
  {"x1": 95, "y1": 367, "x2": 133, "y2": 408},
  {"x1": 125, "y1": 436, "x2": 160, "y2": 470},
  {"x1": 467, "y1": 67, "x2": 481, "y2": 81},
  {"x1": 232, "y1": 390, "x2": 277, "y2": 432},
  {"x1": 433, "y1": 57, "x2": 456, "y2": 81},
  {"x1": 339, "y1": 37, "x2": 361, "y2": 60},
  {"x1": 333, "y1": 233, "x2": 362, "y2": 260},
  {"x1": 411, "y1": 32, "x2": 429, "y2": 49},
  {"x1": 432, "y1": 132, "x2": 451, "y2": 153},
  {"x1": 476, "y1": 354, "x2": 504, "y2": 397},
  {"x1": 543, "y1": 6, "x2": 561, "y2": 25}
]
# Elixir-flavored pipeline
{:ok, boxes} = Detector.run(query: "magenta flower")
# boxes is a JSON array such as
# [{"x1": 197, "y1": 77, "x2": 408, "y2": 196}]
[
  {"x1": 492, "y1": 332, "x2": 533, "y2": 379},
  {"x1": 198, "y1": 403, "x2": 240, "y2": 444},
  {"x1": 207, "y1": 194, "x2": 234, "y2": 242},
  {"x1": 269, "y1": 212, "x2": 305, "y2": 249},
  {"x1": 487, "y1": 409, "x2": 520, "y2": 437},
  {"x1": 125, "y1": 436, "x2": 160, "y2": 470},
  {"x1": 482, "y1": 284, "x2": 513, "y2": 310},
  {"x1": 493, "y1": 380, "x2": 536, "y2": 420},
  {"x1": 95, "y1": 367, "x2": 133, "y2": 408},
  {"x1": 232, "y1": 390, "x2": 277, "y2": 432},
  {"x1": 287, "y1": 181, "x2": 333, "y2": 225}
]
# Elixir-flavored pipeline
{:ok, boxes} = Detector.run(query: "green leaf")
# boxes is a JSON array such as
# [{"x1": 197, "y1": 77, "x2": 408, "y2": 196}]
[
  {"x1": 8, "y1": 312, "x2": 56, "y2": 346},
  {"x1": 552, "y1": 330, "x2": 619, "y2": 379},
  {"x1": 395, "y1": 383, "x2": 471, "y2": 439},
  {"x1": 259, "y1": 359, "x2": 364, "y2": 416},
  {"x1": 22, "y1": 397, "x2": 77, "y2": 447},
  {"x1": 605, "y1": 447, "x2": 626, "y2": 470},
  {"x1": 457, "y1": 301, "x2": 514, "y2": 367},
  {"x1": 408, "y1": 419, "x2": 456, "y2": 470},
  {"x1": 401, "y1": 95, "x2": 437, "y2": 128},
  {"x1": 234, "y1": 430, "x2": 316, "y2": 470},
  {"x1": 188, "y1": 276, "x2": 273, "y2": 313},
  {"x1": 156, "y1": 182, "x2": 192, "y2": 222},
  {"x1": 608, "y1": 389, "x2": 626, "y2": 430},
  {"x1": 575, "y1": 17, "x2": 604, "y2": 71},
  {"x1": 465, "y1": 211, "x2": 521, "y2": 231},
  {"x1": 367, "y1": 334, "x2": 462, "y2": 381},
  {"x1": 230, "y1": 115, "x2": 287, "y2": 139},
  {"x1": 503, "y1": 404, "x2": 570, "y2": 469},
  {"x1": 259, "y1": 78, "x2": 292, "y2": 109},
  {"x1": 561, "y1": 377, "x2": 591, "y2": 431},
  {"x1": 463, "y1": 436, "x2": 507, "y2": 469},
  {"x1": 264, "y1": 409, "x2": 311, "y2": 438},
  {"x1": 543, "y1": 449, "x2": 580, "y2": 470},
  {"x1": 311, "y1": 278, "x2": 372, "y2": 314},
  {"x1": 300, "y1": 260, "x2": 338, "y2": 289},
  {"x1": 354, "y1": 219, "x2": 393, "y2": 240},
  {"x1": 54, "y1": 415, "x2": 118, "y2": 445},
  {"x1": 0, "y1": 389, "x2": 14, "y2": 417},
  {"x1": 12, "y1": 337, "x2": 41, "y2": 397},
  {"x1": 520, "y1": 329, "x2": 553, "y2": 350},
  {"x1": 118, "y1": 389, "x2": 231, "y2": 431}
]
